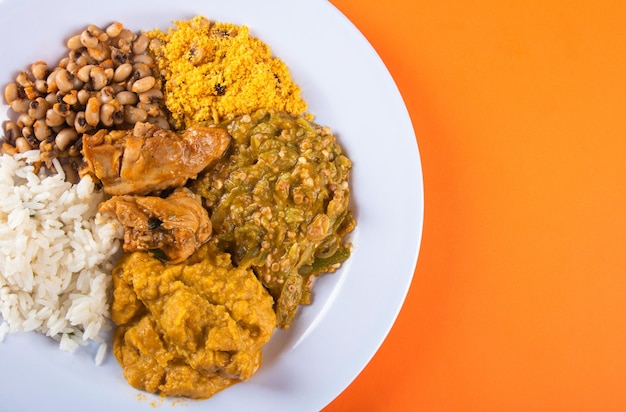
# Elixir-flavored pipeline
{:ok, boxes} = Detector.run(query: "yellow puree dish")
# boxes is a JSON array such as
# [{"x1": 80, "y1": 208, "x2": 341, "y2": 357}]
[
  {"x1": 0, "y1": 16, "x2": 355, "y2": 401},
  {"x1": 112, "y1": 240, "x2": 276, "y2": 399}
]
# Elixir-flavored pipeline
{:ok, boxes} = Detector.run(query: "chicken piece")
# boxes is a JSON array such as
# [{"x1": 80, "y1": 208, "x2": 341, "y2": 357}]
[
  {"x1": 80, "y1": 122, "x2": 230, "y2": 195},
  {"x1": 100, "y1": 188, "x2": 211, "y2": 263}
]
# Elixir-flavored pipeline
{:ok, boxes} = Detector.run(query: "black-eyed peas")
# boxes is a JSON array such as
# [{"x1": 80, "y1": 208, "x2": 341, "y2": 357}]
[
  {"x1": 55, "y1": 128, "x2": 78, "y2": 151},
  {"x1": 33, "y1": 119, "x2": 51, "y2": 141},
  {"x1": 1, "y1": 21, "x2": 170, "y2": 174},
  {"x1": 15, "y1": 136, "x2": 32, "y2": 153},
  {"x1": 28, "y1": 97, "x2": 49, "y2": 119},
  {"x1": 4, "y1": 83, "x2": 18, "y2": 103},
  {"x1": 113, "y1": 63, "x2": 132, "y2": 82}
]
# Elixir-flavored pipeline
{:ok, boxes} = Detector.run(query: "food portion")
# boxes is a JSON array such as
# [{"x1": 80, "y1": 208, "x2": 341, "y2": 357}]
[
  {"x1": 0, "y1": 16, "x2": 355, "y2": 400},
  {"x1": 194, "y1": 109, "x2": 355, "y2": 328},
  {"x1": 100, "y1": 188, "x2": 211, "y2": 263},
  {"x1": 112, "y1": 241, "x2": 276, "y2": 399},
  {"x1": 148, "y1": 16, "x2": 308, "y2": 127},
  {"x1": 0, "y1": 152, "x2": 123, "y2": 357},
  {"x1": 1, "y1": 22, "x2": 170, "y2": 176},
  {"x1": 80, "y1": 121, "x2": 231, "y2": 195}
]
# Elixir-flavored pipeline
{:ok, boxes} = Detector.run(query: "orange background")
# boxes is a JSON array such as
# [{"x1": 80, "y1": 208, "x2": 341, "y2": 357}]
[{"x1": 325, "y1": 1, "x2": 626, "y2": 411}]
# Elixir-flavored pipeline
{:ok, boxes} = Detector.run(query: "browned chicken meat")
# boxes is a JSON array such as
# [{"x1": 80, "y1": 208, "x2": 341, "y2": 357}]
[
  {"x1": 99, "y1": 188, "x2": 211, "y2": 263},
  {"x1": 80, "y1": 122, "x2": 231, "y2": 195}
]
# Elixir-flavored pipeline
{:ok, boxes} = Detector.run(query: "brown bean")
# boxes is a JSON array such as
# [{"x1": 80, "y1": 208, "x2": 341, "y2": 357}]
[
  {"x1": 149, "y1": 38, "x2": 163, "y2": 54},
  {"x1": 132, "y1": 33, "x2": 149, "y2": 54},
  {"x1": 30, "y1": 61, "x2": 49, "y2": 80},
  {"x1": 20, "y1": 124, "x2": 37, "y2": 142},
  {"x1": 100, "y1": 99, "x2": 124, "y2": 124},
  {"x1": 68, "y1": 144, "x2": 81, "y2": 157},
  {"x1": 124, "y1": 105, "x2": 148, "y2": 124},
  {"x1": 3, "y1": 121, "x2": 20, "y2": 144},
  {"x1": 72, "y1": 76, "x2": 84, "y2": 90},
  {"x1": 109, "y1": 100, "x2": 125, "y2": 125},
  {"x1": 28, "y1": 97, "x2": 49, "y2": 119},
  {"x1": 4, "y1": 83, "x2": 19, "y2": 103},
  {"x1": 22, "y1": 126, "x2": 36, "y2": 146},
  {"x1": 51, "y1": 125, "x2": 65, "y2": 134},
  {"x1": 76, "y1": 64, "x2": 95, "y2": 82},
  {"x1": 34, "y1": 79, "x2": 48, "y2": 94},
  {"x1": 59, "y1": 57, "x2": 70, "y2": 69},
  {"x1": 104, "y1": 67, "x2": 115, "y2": 82},
  {"x1": 89, "y1": 67, "x2": 108, "y2": 90},
  {"x1": 56, "y1": 69, "x2": 74, "y2": 93},
  {"x1": 116, "y1": 90, "x2": 138, "y2": 105},
  {"x1": 44, "y1": 93, "x2": 58, "y2": 106},
  {"x1": 132, "y1": 53, "x2": 154, "y2": 66},
  {"x1": 11, "y1": 99, "x2": 31, "y2": 114},
  {"x1": 131, "y1": 62, "x2": 151, "y2": 80},
  {"x1": 77, "y1": 89, "x2": 91, "y2": 105},
  {"x1": 139, "y1": 87, "x2": 163, "y2": 104},
  {"x1": 65, "y1": 111, "x2": 76, "y2": 128},
  {"x1": 33, "y1": 119, "x2": 51, "y2": 141},
  {"x1": 99, "y1": 102, "x2": 116, "y2": 126},
  {"x1": 74, "y1": 111, "x2": 90, "y2": 133},
  {"x1": 189, "y1": 45, "x2": 205, "y2": 65},
  {"x1": 85, "y1": 97, "x2": 101, "y2": 126},
  {"x1": 95, "y1": 28, "x2": 108, "y2": 43},
  {"x1": 15, "y1": 72, "x2": 33, "y2": 88},
  {"x1": 67, "y1": 49, "x2": 79, "y2": 61},
  {"x1": 55, "y1": 128, "x2": 78, "y2": 151},
  {"x1": 61, "y1": 163, "x2": 80, "y2": 184},
  {"x1": 99, "y1": 86, "x2": 115, "y2": 103},
  {"x1": 66, "y1": 61, "x2": 78, "y2": 73},
  {"x1": 106, "y1": 22, "x2": 124, "y2": 38},
  {"x1": 45, "y1": 108, "x2": 66, "y2": 127},
  {"x1": 24, "y1": 86, "x2": 39, "y2": 100},
  {"x1": 113, "y1": 63, "x2": 133, "y2": 82},
  {"x1": 118, "y1": 28, "x2": 136, "y2": 43},
  {"x1": 100, "y1": 58, "x2": 115, "y2": 70},
  {"x1": 46, "y1": 69, "x2": 59, "y2": 93},
  {"x1": 113, "y1": 110, "x2": 125, "y2": 125},
  {"x1": 17, "y1": 114, "x2": 34, "y2": 128},
  {"x1": 15, "y1": 137, "x2": 33, "y2": 153},
  {"x1": 118, "y1": 38, "x2": 132, "y2": 51},
  {"x1": 53, "y1": 102, "x2": 71, "y2": 117},
  {"x1": 74, "y1": 55, "x2": 87, "y2": 67},
  {"x1": 131, "y1": 76, "x2": 156, "y2": 94},
  {"x1": 66, "y1": 34, "x2": 83, "y2": 50},
  {"x1": 38, "y1": 140, "x2": 53, "y2": 153},
  {"x1": 110, "y1": 82, "x2": 125, "y2": 94},
  {"x1": 62, "y1": 90, "x2": 78, "y2": 106},
  {"x1": 147, "y1": 116, "x2": 170, "y2": 130},
  {"x1": 110, "y1": 46, "x2": 130, "y2": 66},
  {"x1": 87, "y1": 45, "x2": 110, "y2": 62},
  {"x1": 80, "y1": 27, "x2": 100, "y2": 48},
  {"x1": 79, "y1": 49, "x2": 97, "y2": 66}
]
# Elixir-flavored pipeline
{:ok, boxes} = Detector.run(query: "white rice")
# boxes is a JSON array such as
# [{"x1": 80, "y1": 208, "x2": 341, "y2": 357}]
[{"x1": 0, "y1": 150, "x2": 123, "y2": 364}]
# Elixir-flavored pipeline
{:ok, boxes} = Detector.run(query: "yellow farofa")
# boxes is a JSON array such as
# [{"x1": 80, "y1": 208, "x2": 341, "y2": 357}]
[{"x1": 148, "y1": 16, "x2": 308, "y2": 129}]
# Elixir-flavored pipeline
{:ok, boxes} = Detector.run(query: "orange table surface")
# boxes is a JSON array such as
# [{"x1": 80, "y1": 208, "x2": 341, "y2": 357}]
[{"x1": 325, "y1": 1, "x2": 626, "y2": 411}]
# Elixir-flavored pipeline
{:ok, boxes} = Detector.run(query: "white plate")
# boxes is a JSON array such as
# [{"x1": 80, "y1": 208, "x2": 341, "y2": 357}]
[{"x1": 0, "y1": 1, "x2": 423, "y2": 410}]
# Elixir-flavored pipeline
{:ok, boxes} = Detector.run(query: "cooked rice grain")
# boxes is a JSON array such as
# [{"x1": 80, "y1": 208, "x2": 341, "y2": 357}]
[{"x1": 0, "y1": 150, "x2": 123, "y2": 363}]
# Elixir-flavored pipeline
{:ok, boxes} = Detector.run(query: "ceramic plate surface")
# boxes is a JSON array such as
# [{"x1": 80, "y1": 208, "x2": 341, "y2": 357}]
[{"x1": 0, "y1": 1, "x2": 423, "y2": 410}]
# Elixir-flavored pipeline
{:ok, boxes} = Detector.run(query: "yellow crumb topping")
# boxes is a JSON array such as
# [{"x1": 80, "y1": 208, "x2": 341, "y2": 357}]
[{"x1": 148, "y1": 16, "x2": 309, "y2": 129}]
